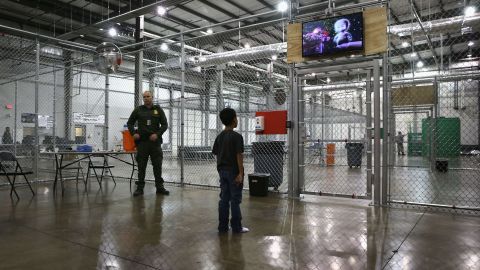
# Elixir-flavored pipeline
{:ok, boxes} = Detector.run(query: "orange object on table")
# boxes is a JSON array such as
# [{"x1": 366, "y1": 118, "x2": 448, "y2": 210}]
[
  {"x1": 122, "y1": 130, "x2": 136, "y2": 151},
  {"x1": 326, "y1": 143, "x2": 335, "y2": 166}
]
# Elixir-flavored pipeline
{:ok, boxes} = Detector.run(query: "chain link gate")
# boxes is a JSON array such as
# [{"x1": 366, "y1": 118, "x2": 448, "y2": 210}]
[
  {"x1": 295, "y1": 58, "x2": 384, "y2": 202},
  {"x1": 302, "y1": 77, "x2": 369, "y2": 199}
]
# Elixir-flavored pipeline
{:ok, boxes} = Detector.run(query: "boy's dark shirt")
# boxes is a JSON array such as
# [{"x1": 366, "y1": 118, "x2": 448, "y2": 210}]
[{"x1": 212, "y1": 130, "x2": 244, "y2": 175}]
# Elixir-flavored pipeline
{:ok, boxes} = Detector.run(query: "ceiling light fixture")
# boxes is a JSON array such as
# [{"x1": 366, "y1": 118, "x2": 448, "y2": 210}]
[
  {"x1": 326, "y1": 77, "x2": 331, "y2": 83},
  {"x1": 410, "y1": 52, "x2": 416, "y2": 57},
  {"x1": 416, "y1": 61, "x2": 424, "y2": 68},
  {"x1": 157, "y1": 6, "x2": 167, "y2": 16},
  {"x1": 402, "y1": 41, "x2": 409, "y2": 48},
  {"x1": 468, "y1": 41, "x2": 474, "y2": 47},
  {"x1": 465, "y1": 6, "x2": 476, "y2": 17},
  {"x1": 272, "y1": 55, "x2": 278, "y2": 60},
  {"x1": 206, "y1": 28, "x2": 213, "y2": 35},
  {"x1": 244, "y1": 43, "x2": 251, "y2": 49},
  {"x1": 160, "y1": 43, "x2": 168, "y2": 51},
  {"x1": 277, "y1": 1, "x2": 289, "y2": 12},
  {"x1": 108, "y1": 28, "x2": 117, "y2": 37}
]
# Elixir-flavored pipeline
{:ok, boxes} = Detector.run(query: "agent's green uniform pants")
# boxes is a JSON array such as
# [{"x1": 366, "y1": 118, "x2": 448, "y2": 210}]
[{"x1": 136, "y1": 141, "x2": 164, "y2": 189}]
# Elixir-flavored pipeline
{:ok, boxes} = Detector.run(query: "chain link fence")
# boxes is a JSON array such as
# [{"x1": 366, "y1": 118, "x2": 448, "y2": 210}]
[
  {"x1": 388, "y1": 0, "x2": 480, "y2": 212},
  {"x1": 0, "y1": 19, "x2": 290, "y2": 194}
]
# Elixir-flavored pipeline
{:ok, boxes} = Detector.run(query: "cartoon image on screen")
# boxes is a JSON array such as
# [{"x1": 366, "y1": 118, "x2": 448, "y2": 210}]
[{"x1": 302, "y1": 12, "x2": 364, "y2": 57}]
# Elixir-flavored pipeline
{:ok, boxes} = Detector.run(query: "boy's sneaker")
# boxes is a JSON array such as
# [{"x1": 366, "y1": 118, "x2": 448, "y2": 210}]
[
  {"x1": 133, "y1": 189, "x2": 143, "y2": 197},
  {"x1": 233, "y1": 227, "x2": 249, "y2": 234},
  {"x1": 156, "y1": 188, "x2": 170, "y2": 195}
]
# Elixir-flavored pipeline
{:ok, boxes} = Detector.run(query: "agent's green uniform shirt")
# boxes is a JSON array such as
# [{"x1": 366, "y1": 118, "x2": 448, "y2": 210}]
[{"x1": 127, "y1": 105, "x2": 168, "y2": 142}]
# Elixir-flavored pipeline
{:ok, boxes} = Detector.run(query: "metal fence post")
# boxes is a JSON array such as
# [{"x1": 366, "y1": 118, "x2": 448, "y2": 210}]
[
  {"x1": 366, "y1": 70, "x2": 373, "y2": 199},
  {"x1": 382, "y1": 54, "x2": 389, "y2": 205},
  {"x1": 34, "y1": 40, "x2": 40, "y2": 180},
  {"x1": 104, "y1": 74, "x2": 109, "y2": 151},
  {"x1": 373, "y1": 59, "x2": 381, "y2": 205},
  {"x1": 180, "y1": 33, "x2": 185, "y2": 187}
]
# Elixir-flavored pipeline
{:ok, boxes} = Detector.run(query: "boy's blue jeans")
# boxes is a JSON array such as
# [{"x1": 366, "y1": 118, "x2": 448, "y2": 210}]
[{"x1": 218, "y1": 170, "x2": 243, "y2": 232}]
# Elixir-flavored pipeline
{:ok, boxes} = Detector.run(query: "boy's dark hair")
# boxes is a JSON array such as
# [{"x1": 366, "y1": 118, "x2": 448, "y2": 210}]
[{"x1": 219, "y1": 108, "x2": 236, "y2": 126}]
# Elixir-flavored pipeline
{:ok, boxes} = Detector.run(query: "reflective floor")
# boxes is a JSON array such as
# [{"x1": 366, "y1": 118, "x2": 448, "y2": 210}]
[{"x1": 1, "y1": 181, "x2": 479, "y2": 269}]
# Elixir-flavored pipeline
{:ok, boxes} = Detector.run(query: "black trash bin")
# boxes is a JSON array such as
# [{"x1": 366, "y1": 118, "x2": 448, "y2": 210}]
[
  {"x1": 435, "y1": 159, "x2": 448, "y2": 172},
  {"x1": 346, "y1": 143, "x2": 364, "y2": 168},
  {"x1": 248, "y1": 173, "x2": 270, "y2": 196},
  {"x1": 252, "y1": 141, "x2": 285, "y2": 190}
]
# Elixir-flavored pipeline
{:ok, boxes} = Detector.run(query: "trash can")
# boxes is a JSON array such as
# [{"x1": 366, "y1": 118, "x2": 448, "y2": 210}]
[
  {"x1": 346, "y1": 143, "x2": 364, "y2": 168},
  {"x1": 248, "y1": 173, "x2": 270, "y2": 196},
  {"x1": 252, "y1": 141, "x2": 285, "y2": 190},
  {"x1": 435, "y1": 159, "x2": 448, "y2": 172}
]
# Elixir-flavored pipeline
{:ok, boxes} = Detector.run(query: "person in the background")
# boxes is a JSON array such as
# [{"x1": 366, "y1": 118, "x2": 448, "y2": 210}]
[
  {"x1": 2, "y1": 127, "x2": 13, "y2": 145},
  {"x1": 127, "y1": 91, "x2": 169, "y2": 197},
  {"x1": 212, "y1": 108, "x2": 249, "y2": 234},
  {"x1": 395, "y1": 131, "x2": 405, "y2": 156}
]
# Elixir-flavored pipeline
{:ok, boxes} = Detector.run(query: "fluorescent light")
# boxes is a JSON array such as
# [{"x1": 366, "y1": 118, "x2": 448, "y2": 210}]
[
  {"x1": 79, "y1": 34, "x2": 84, "y2": 38},
  {"x1": 244, "y1": 43, "x2": 251, "y2": 49},
  {"x1": 468, "y1": 41, "x2": 474, "y2": 47},
  {"x1": 272, "y1": 54, "x2": 278, "y2": 60},
  {"x1": 410, "y1": 52, "x2": 416, "y2": 57},
  {"x1": 256, "y1": 72, "x2": 260, "y2": 77},
  {"x1": 402, "y1": 41, "x2": 409, "y2": 48},
  {"x1": 206, "y1": 28, "x2": 213, "y2": 35},
  {"x1": 311, "y1": 73, "x2": 315, "y2": 76},
  {"x1": 326, "y1": 77, "x2": 331, "y2": 83},
  {"x1": 157, "y1": 6, "x2": 167, "y2": 16},
  {"x1": 108, "y1": 28, "x2": 117, "y2": 37},
  {"x1": 160, "y1": 43, "x2": 168, "y2": 51},
  {"x1": 416, "y1": 61, "x2": 424, "y2": 68},
  {"x1": 99, "y1": 28, "x2": 103, "y2": 31},
  {"x1": 467, "y1": 54, "x2": 472, "y2": 58},
  {"x1": 465, "y1": 6, "x2": 476, "y2": 17},
  {"x1": 277, "y1": 1, "x2": 288, "y2": 12}
]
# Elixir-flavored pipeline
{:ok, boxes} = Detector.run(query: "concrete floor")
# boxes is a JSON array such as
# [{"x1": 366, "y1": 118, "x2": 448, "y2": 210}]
[{"x1": 0, "y1": 180, "x2": 479, "y2": 270}]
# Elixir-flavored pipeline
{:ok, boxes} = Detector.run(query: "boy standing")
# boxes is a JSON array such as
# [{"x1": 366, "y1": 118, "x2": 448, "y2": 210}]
[{"x1": 212, "y1": 108, "x2": 249, "y2": 234}]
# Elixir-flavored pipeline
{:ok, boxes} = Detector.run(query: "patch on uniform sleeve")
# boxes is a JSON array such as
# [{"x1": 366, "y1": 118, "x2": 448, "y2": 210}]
[{"x1": 153, "y1": 109, "x2": 158, "y2": 115}]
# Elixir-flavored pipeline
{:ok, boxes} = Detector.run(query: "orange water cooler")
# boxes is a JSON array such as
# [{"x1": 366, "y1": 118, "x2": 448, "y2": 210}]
[
  {"x1": 326, "y1": 143, "x2": 335, "y2": 166},
  {"x1": 122, "y1": 130, "x2": 136, "y2": 151}
]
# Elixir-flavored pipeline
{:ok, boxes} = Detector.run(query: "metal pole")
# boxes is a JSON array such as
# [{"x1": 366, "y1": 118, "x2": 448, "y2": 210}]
[
  {"x1": 34, "y1": 40, "x2": 40, "y2": 179},
  {"x1": 373, "y1": 59, "x2": 381, "y2": 205},
  {"x1": 366, "y1": 70, "x2": 373, "y2": 199},
  {"x1": 180, "y1": 33, "x2": 185, "y2": 187},
  {"x1": 168, "y1": 86, "x2": 173, "y2": 151},
  {"x1": 134, "y1": 15, "x2": 144, "y2": 108},
  {"x1": 382, "y1": 54, "x2": 389, "y2": 205},
  {"x1": 104, "y1": 74, "x2": 109, "y2": 151},
  {"x1": 53, "y1": 69, "x2": 56, "y2": 152},
  {"x1": 298, "y1": 74, "x2": 305, "y2": 196},
  {"x1": 431, "y1": 78, "x2": 438, "y2": 171},
  {"x1": 289, "y1": 65, "x2": 299, "y2": 198},
  {"x1": 14, "y1": 81, "x2": 18, "y2": 157}
]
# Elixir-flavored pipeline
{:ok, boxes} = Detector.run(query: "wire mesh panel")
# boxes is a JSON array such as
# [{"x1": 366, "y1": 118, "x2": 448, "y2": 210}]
[
  {"x1": 0, "y1": 35, "x2": 38, "y2": 183},
  {"x1": 388, "y1": 0, "x2": 480, "y2": 211},
  {"x1": 302, "y1": 78, "x2": 368, "y2": 198},
  {"x1": 177, "y1": 21, "x2": 290, "y2": 191}
]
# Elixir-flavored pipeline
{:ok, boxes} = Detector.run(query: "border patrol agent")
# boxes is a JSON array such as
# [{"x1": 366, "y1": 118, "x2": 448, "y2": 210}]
[{"x1": 127, "y1": 91, "x2": 169, "y2": 196}]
